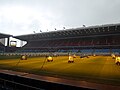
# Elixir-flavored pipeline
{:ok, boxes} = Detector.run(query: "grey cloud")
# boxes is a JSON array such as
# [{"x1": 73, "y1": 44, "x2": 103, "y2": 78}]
[{"x1": 1, "y1": 0, "x2": 120, "y2": 35}]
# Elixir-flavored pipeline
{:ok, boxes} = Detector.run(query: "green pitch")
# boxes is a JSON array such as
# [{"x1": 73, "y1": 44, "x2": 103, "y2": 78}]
[{"x1": 0, "y1": 55, "x2": 120, "y2": 86}]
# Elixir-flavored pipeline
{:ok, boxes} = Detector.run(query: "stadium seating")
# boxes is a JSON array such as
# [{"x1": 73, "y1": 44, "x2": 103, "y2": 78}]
[
  {"x1": 13, "y1": 24, "x2": 120, "y2": 54},
  {"x1": 17, "y1": 36, "x2": 120, "y2": 53},
  {"x1": 0, "y1": 42, "x2": 5, "y2": 53}
]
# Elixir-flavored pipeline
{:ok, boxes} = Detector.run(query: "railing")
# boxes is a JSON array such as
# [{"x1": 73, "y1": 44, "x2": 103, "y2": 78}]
[
  {"x1": 0, "y1": 72, "x2": 94, "y2": 90},
  {"x1": 0, "y1": 78, "x2": 42, "y2": 90}
]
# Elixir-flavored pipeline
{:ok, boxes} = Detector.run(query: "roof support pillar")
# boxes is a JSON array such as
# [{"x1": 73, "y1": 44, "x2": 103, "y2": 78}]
[{"x1": 7, "y1": 37, "x2": 9, "y2": 47}]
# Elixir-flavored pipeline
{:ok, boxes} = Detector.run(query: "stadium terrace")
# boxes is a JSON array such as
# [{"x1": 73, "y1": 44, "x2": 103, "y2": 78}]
[{"x1": 11, "y1": 23, "x2": 120, "y2": 55}]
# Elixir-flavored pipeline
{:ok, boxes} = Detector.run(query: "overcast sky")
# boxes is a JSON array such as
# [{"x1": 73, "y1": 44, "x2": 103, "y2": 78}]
[{"x1": 0, "y1": 0, "x2": 120, "y2": 36}]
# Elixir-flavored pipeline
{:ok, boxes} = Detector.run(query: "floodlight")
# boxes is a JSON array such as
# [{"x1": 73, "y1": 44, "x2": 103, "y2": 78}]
[
  {"x1": 10, "y1": 41, "x2": 17, "y2": 47},
  {"x1": 115, "y1": 57, "x2": 120, "y2": 65},
  {"x1": 47, "y1": 56, "x2": 53, "y2": 62},
  {"x1": 68, "y1": 55, "x2": 74, "y2": 63},
  {"x1": 111, "y1": 54, "x2": 115, "y2": 59},
  {"x1": 73, "y1": 54, "x2": 76, "y2": 58},
  {"x1": 83, "y1": 25, "x2": 86, "y2": 27},
  {"x1": 93, "y1": 54, "x2": 96, "y2": 57},
  {"x1": 21, "y1": 55, "x2": 27, "y2": 60},
  {"x1": 40, "y1": 30, "x2": 42, "y2": 32},
  {"x1": 33, "y1": 31, "x2": 36, "y2": 33}
]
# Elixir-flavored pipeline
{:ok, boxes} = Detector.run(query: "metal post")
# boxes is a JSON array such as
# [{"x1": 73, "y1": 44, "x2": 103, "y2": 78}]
[{"x1": 7, "y1": 37, "x2": 10, "y2": 47}]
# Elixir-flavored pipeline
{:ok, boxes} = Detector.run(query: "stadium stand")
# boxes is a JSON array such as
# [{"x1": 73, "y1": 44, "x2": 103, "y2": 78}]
[
  {"x1": 14, "y1": 23, "x2": 120, "y2": 55},
  {"x1": 0, "y1": 33, "x2": 11, "y2": 39},
  {"x1": 0, "y1": 33, "x2": 12, "y2": 53},
  {"x1": 0, "y1": 42, "x2": 5, "y2": 53}
]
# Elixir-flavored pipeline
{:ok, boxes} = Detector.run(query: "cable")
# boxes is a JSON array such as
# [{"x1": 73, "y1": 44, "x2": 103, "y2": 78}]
[
  {"x1": 15, "y1": 59, "x2": 21, "y2": 66},
  {"x1": 11, "y1": 56, "x2": 21, "y2": 70},
  {"x1": 40, "y1": 56, "x2": 47, "y2": 70},
  {"x1": 14, "y1": 55, "x2": 26, "y2": 67}
]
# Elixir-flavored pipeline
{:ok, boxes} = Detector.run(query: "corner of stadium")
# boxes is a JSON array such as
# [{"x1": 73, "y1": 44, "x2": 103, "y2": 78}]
[{"x1": 0, "y1": 23, "x2": 120, "y2": 90}]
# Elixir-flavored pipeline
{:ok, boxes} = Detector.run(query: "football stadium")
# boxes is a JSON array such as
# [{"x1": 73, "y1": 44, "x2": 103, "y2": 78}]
[{"x1": 0, "y1": 23, "x2": 120, "y2": 89}]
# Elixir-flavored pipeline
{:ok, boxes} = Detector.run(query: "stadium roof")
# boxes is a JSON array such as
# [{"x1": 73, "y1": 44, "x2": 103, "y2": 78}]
[
  {"x1": 14, "y1": 23, "x2": 120, "y2": 41},
  {"x1": 0, "y1": 33, "x2": 12, "y2": 39}
]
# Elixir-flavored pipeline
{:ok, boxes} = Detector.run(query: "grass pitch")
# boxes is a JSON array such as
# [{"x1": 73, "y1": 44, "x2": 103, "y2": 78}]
[{"x1": 0, "y1": 55, "x2": 120, "y2": 86}]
